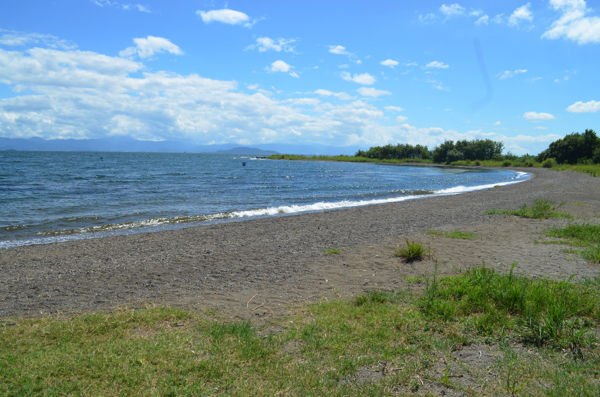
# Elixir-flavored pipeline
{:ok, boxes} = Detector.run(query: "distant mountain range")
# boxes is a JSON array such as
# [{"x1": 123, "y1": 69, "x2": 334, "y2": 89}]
[
  {"x1": 0, "y1": 137, "x2": 363, "y2": 156},
  {"x1": 214, "y1": 147, "x2": 279, "y2": 155}
]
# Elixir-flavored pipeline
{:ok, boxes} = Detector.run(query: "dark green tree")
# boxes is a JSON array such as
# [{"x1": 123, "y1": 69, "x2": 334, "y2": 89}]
[{"x1": 537, "y1": 129, "x2": 599, "y2": 164}]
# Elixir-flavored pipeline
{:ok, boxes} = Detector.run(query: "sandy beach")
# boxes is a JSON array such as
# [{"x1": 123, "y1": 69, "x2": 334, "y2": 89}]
[{"x1": 1, "y1": 166, "x2": 599, "y2": 319}]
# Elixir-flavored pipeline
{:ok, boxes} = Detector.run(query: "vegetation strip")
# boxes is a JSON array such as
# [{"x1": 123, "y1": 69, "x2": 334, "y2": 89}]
[{"x1": 1, "y1": 266, "x2": 598, "y2": 396}]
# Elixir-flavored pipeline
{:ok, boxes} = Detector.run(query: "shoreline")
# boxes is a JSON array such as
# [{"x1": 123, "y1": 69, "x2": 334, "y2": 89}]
[{"x1": 1, "y1": 167, "x2": 599, "y2": 319}]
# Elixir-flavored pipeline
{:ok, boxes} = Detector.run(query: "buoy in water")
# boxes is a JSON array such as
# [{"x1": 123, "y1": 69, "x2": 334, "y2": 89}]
[{"x1": 242, "y1": 162, "x2": 246, "y2": 166}]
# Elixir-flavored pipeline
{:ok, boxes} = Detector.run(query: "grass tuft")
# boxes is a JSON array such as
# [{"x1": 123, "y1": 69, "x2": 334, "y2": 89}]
[
  {"x1": 545, "y1": 224, "x2": 600, "y2": 263},
  {"x1": 323, "y1": 249, "x2": 341, "y2": 256},
  {"x1": 425, "y1": 230, "x2": 477, "y2": 239},
  {"x1": 394, "y1": 237, "x2": 432, "y2": 262},
  {"x1": 484, "y1": 198, "x2": 572, "y2": 219}
]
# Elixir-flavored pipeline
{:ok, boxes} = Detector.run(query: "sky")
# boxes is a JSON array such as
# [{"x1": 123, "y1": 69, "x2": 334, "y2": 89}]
[{"x1": 0, "y1": 0, "x2": 599, "y2": 155}]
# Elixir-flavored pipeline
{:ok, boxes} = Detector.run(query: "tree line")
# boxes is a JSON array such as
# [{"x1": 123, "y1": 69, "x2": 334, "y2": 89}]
[{"x1": 355, "y1": 129, "x2": 599, "y2": 165}]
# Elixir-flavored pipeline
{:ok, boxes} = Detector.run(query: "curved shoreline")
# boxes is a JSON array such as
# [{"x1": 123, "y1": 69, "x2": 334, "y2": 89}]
[{"x1": 1, "y1": 167, "x2": 599, "y2": 319}]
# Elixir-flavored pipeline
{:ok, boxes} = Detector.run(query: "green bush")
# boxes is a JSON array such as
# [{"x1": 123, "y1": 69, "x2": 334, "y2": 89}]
[
  {"x1": 542, "y1": 158, "x2": 555, "y2": 168},
  {"x1": 446, "y1": 149, "x2": 464, "y2": 164},
  {"x1": 502, "y1": 160, "x2": 512, "y2": 167}
]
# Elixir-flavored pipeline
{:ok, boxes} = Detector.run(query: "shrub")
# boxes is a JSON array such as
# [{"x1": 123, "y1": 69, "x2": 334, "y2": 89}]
[
  {"x1": 542, "y1": 158, "x2": 555, "y2": 168},
  {"x1": 474, "y1": 160, "x2": 481, "y2": 166},
  {"x1": 594, "y1": 148, "x2": 600, "y2": 164},
  {"x1": 502, "y1": 160, "x2": 512, "y2": 167}
]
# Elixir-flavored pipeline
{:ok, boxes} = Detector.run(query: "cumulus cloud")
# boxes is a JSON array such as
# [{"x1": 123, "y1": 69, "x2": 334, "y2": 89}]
[
  {"x1": 357, "y1": 87, "x2": 392, "y2": 97},
  {"x1": 440, "y1": 3, "x2": 466, "y2": 18},
  {"x1": 246, "y1": 37, "x2": 296, "y2": 52},
  {"x1": 508, "y1": 3, "x2": 533, "y2": 27},
  {"x1": 523, "y1": 111, "x2": 556, "y2": 120},
  {"x1": 119, "y1": 36, "x2": 183, "y2": 59},
  {"x1": 542, "y1": 0, "x2": 600, "y2": 44},
  {"x1": 0, "y1": 31, "x2": 565, "y2": 154},
  {"x1": 329, "y1": 45, "x2": 350, "y2": 55},
  {"x1": 380, "y1": 59, "x2": 399, "y2": 68},
  {"x1": 494, "y1": 121, "x2": 501, "y2": 126},
  {"x1": 498, "y1": 69, "x2": 527, "y2": 79},
  {"x1": 196, "y1": 9, "x2": 255, "y2": 27},
  {"x1": 566, "y1": 100, "x2": 600, "y2": 113},
  {"x1": 266, "y1": 60, "x2": 298, "y2": 77},
  {"x1": 340, "y1": 72, "x2": 376, "y2": 85},
  {"x1": 384, "y1": 106, "x2": 404, "y2": 112},
  {"x1": 426, "y1": 61, "x2": 449, "y2": 69},
  {"x1": 396, "y1": 115, "x2": 408, "y2": 123}
]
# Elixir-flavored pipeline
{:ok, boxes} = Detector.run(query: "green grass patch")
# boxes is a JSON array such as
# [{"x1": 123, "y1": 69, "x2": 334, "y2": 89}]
[
  {"x1": 323, "y1": 249, "x2": 342, "y2": 256},
  {"x1": 394, "y1": 237, "x2": 432, "y2": 262},
  {"x1": 484, "y1": 199, "x2": 572, "y2": 219},
  {"x1": 425, "y1": 230, "x2": 477, "y2": 239},
  {"x1": 268, "y1": 154, "x2": 433, "y2": 164},
  {"x1": 1, "y1": 267, "x2": 599, "y2": 396},
  {"x1": 545, "y1": 224, "x2": 600, "y2": 262}
]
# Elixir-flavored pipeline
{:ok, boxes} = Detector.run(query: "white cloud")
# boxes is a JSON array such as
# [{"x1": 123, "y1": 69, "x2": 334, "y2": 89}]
[
  {"x1": 246, "y1": 37, "x2": 296, "y2": 52},
  {"x1": 523, "y1": 111, "x2": 556, "y2": 120},
  {"x1": 355, "y1": 60, "x2": 362, "y2": 65},
  {"x1": 494, "y1": 121, "x2": 501, "y2": 126},
  {"x1": 329, "y1": 45, "x2": 350, "y2": 55},
  {"x1": 498, "y1": 69, "x2": 527, "y2": 79},
  {"x1": 426, "y1": 61, "x2": 449, "y2": 69},
  {"x1": 380, "y1": 59, "x2": 399, "y2": 68},
  {"x1": 509, "y1": 3, "x2": 533, "y2": 27},
  {"x1": 419, "y1": 13, "x2": 436, "y2": 23},
  {"x1": 267, "y1": 60, "x2": 297, "y2": 78},
  {"x1": 384, "y1": 106, "x2": 404, "y2": 112},
  {"x1": 404, "y1": 62, "x2": 418, "y2": 67},
  {"x1": 0, "y1": 30, "x2": 76, "y2": 49},
  {"x1": 396, "y1": 115, "x2": 408, "y2": 123},
  {"x1": 247, "y1": 84, "x2": 258, "y2": 90},
  {"x1": 94, "y1": 1, "x2": 150, "y2": 12},
  {"x1": 440, "y1": 3, "x2": 466, "y2": 18},
  {"x1": 314, "y1": 89, "x2": 354, "y2": 101},
  {"x1": 542, "y1": 0, "x2": 600, "y2": 44},
  {"x1": 566, "y1": 100, "x2": 600, "y2": 113},
  {"x1": 338, "y1": 64, "x2": 349, "y2": 68},
  {"x1": 476, "y1": 15, "x2": 489, "y2": 25},
  {"x1": 119, "y1": 36, "x2": 183, "y2": 59},
  {"x1": 340, "y1": 72, "x2": 376, "y2": 85},
  {"x1": 196, "y1": 9, "x2": 254, "y2": 27},
  {"x1": 284, "y1": 98, "x2": 320, "y2": 106},
  {"x1": 535, "y1": 126, "x2": 548, "y2": 130},
  {"x1": 491, "y1": 14, "x2": 505, "y2": 23},
  {"x1": 357, "y1": 87, "x2": 392, "y2": 97}
]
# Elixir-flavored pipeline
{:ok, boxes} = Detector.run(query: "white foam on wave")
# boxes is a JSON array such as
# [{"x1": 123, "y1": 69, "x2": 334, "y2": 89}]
[{"x1": 227, "y1": 171, "x2": 529, "y2": 219}]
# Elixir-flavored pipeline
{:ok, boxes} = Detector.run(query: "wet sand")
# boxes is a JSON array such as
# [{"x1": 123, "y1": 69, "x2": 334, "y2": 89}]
[{"x1": 1, "y1": 167, "x2": 599, "y2": 319}]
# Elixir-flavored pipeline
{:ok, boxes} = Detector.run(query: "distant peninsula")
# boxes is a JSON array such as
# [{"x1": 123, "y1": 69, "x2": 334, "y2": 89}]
[{"x1": 214, "y1": 147, "x2": 279, "y2": 155}]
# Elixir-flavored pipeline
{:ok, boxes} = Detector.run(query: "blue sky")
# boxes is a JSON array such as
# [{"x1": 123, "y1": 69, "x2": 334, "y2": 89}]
[{"x1": 0, "y1": 0, "x2": 599, "y2": 154}]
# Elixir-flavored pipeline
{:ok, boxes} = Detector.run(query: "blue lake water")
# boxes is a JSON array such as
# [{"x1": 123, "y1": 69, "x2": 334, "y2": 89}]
[{"x1": 0, "y1": 151, "x2": 528, "y2": 248}]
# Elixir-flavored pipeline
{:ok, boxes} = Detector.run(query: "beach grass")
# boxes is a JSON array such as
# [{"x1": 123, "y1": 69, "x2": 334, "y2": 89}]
[
  {"x1": 394, "y1": 237, "x2": 432, "y2": 262},
  {"x1": 545, "y1": 224, "x2": 600, "y2": 263},
  {"x1": 323, "y1": 248, "x2": 342, "y2": 255},
  {"x1": 484, "y1": 199, "x2": 573, "y2": 219},
  {"x1": 1, "y1": 266, "x2": 598, "y2": 396},
  {"x1": 425, "y1": 230, "x2": 478, "y2": 239}
]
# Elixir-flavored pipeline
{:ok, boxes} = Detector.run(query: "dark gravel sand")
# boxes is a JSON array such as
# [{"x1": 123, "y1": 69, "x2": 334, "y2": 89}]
[{"x1": 1, "y1": 167, "x2": 599, "y2": 319}]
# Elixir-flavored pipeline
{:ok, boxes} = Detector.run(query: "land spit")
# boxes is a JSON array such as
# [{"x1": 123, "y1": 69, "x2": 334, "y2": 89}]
[{"x1": 1, "y1": 167, "x2": 599, "y2": 319}]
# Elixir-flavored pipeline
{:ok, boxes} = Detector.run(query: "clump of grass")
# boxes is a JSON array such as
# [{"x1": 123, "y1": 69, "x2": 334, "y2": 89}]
[
  {"x1": 420, "y1": 263, "x2": 599, "y2": 352},
  {"x1": 425, "y1": 230, "x2": 477, "y2": 239},
  {"x1": 545, "y1": 224, "x2": 600, "y2": 263},
  {"x1": 394, "y1": 237, "x2": 431, "y2": 261},
  {"x1": 323, "y1": 249, "x2": 341, "y2": 255},
  {"x1": 484, "y1": 198, "x2": 572, "y2": 219}
]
